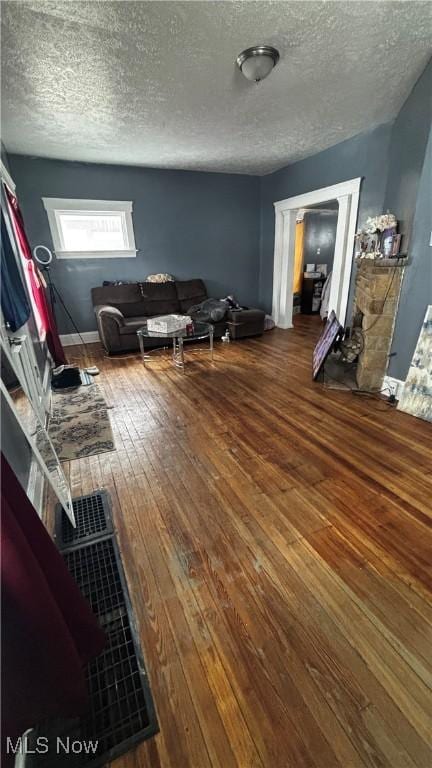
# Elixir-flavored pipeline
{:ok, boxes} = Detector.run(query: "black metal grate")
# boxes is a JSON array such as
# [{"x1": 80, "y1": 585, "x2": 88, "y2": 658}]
[
  {"x1": 64, "y1": 539, "x2": 124, "y2": 619},
  {"x1": 28, "y1": 536, "x2": 158, "y2": 767},
  {"x1": 84, "y1": 613, "x2": 149, "y2": 750},
  {"x1": 55, "y1": 491, "x2": 113, "y2": 550}
]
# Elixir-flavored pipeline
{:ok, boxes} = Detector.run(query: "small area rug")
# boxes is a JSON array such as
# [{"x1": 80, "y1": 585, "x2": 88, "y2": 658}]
[{"x1": 49, "y1": 383, "x2": 115, "y2": 461}]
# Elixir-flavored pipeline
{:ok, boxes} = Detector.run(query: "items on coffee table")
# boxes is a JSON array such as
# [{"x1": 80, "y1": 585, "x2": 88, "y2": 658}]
[
  {"x1": 147, "y1": 314, "x2": 191, "y2": 333},
  {"x1": 137, "y1": 320, "x2": 214, "y2": 371}
]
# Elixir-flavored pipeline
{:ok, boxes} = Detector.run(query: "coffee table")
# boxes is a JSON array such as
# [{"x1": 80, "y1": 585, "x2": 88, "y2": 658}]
[{"x1": 137, "y1": 320, "x2": 214, "y2": 370}]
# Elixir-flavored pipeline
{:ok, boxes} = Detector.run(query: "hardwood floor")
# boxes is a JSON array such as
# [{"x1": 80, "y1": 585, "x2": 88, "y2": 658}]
[{"x1": 60, "y1": 317, "x2": 432, "y2": 768}]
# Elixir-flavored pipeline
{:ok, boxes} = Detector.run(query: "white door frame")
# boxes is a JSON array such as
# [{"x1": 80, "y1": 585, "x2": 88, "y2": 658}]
[{"x1": 272, "y1": 177, "x2": 361, "y2": 328}]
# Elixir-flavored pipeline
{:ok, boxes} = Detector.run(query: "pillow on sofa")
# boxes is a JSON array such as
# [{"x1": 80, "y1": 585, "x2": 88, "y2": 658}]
[
  {"x1": 138, "y1": 281, "x2": 180, "y2": 315},
  {"x1": 176, "y1": 279, "x2": 208, "y2": 313},
  {"x1": 91, "y1": 284, "x2": 147, "y2": 318}
]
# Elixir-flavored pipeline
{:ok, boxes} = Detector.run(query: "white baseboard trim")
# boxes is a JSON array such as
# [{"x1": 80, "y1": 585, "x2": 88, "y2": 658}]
[
  {"x1": 383, "y1": 375, "x2": 405, "y2": 399},
  {"x1": 60, "y1": 331, "x2": 100, "y2": 346}
]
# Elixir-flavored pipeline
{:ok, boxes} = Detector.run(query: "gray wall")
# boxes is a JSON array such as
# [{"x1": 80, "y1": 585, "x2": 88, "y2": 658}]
[
  {"x1": 384, "y1": 59, "x2": 432, "y2": 251},
  {"x1": 384, "y1": 60, "x2": 432, "y2": 379},
  {"x1": 8, "y1": 156, "x2": 260, "y2": 333},
  {"x1": 389, "y1": 127, "x2": 432, "y2": 378},
  {"x1": 259, "y1": 121, "x2": 393, "y2": 312},
  {"x1": 303, "y1": 211, "x2": 338, "y2": 273}
]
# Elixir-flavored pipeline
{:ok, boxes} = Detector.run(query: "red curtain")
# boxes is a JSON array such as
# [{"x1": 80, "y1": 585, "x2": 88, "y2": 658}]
[
  {"x1": 4, "y1": 186, "x2": 67, "y2": 365},
  {"x1": 1, "y1": 454, "x2": 106, "y2": 760}
]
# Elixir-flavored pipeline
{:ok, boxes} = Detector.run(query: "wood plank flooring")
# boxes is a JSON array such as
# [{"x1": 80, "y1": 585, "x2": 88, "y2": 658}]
[{"x1": 59, "y1": 317, "x2": 432, "y2": 768}]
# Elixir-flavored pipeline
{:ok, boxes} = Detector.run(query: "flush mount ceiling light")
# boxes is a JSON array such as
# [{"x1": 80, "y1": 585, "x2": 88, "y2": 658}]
[{"x1": 236, "y1": 45, "x2": 280, "y2": 82}]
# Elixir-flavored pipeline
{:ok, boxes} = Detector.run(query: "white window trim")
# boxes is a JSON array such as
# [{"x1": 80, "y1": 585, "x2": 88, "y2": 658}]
[{"x1": 42, "y1": 197, "x2": 137, "y2": 259}]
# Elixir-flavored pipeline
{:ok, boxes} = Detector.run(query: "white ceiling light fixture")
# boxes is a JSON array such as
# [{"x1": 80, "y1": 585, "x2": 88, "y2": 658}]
[{"x1": 236, "y1": 45, "x2": 280, "y2": 82}]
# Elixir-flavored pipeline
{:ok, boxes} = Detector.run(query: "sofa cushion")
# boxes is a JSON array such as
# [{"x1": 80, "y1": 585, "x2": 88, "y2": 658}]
[
  {"x1": 91, "y1": 284, "x2": 146, "y2": 318},
  {"x1": 176, "y1": 279, "x2": 208, "y2": 313},
  {"x1": 139, "y1": 281, "x2": 180, "y2": 315}
]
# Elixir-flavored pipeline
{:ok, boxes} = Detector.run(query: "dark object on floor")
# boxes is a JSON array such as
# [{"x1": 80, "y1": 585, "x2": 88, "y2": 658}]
[
  {"x1": 1, "y1": 455, "x2": 106, "y2": 766},
  {"x1": 28, "y1": 535, "x2": 158, "y2": 768},
  {"x1": 54, "y1": 491, "x2": 113, "y2": 550},
  {"x1": 52, "y1": 365, "x2": 82, "y2": 389},
  {"x1": 92, "y1": 279, "x2": 265, "y2": 353}
]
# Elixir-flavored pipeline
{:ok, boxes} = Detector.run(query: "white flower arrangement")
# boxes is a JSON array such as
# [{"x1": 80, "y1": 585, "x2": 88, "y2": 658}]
[
  {"x1": 364, "y1": 213, "x2": 397, "y2": 234},
  {"x1": 354, "y1": 212, "x2": 399, "y2": 261}
]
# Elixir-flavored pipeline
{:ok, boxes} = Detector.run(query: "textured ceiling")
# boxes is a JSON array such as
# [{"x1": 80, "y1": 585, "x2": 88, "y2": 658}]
[{"x1": 1, "y1": 1, "x2": 431, "y2": 175}]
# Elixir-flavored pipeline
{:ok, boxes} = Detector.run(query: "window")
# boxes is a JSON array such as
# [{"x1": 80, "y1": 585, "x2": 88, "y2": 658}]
[{"x1": 42, "y1": 198, "x2": 137, "y2": 259}]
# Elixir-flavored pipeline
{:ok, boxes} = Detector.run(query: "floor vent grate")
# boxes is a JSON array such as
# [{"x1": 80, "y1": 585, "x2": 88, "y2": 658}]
[
  {"x1": 28, "y1": 536, "x2": 158, "y2": 767},
  {"x1": 55, "y1": 491, "x2": 113, "y2": 549}
]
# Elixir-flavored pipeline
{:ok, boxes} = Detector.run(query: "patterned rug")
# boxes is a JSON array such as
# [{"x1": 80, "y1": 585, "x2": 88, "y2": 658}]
[{"x1": 49, "y1": 384, "x2": 115, "y2": 461}]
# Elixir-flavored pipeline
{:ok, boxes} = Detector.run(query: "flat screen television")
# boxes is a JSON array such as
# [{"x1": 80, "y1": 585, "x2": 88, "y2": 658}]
[{"x1": 312, "y1": 310, "x2": 343, "y2": 380}]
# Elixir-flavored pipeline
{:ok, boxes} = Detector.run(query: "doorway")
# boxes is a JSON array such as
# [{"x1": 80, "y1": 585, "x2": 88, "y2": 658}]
[
  {"x1": 272, "y1": 177, "x2": 361, "y2": 329},
  {"x1": 293, "y1": 201, "x2": 339, "y2": 319}
]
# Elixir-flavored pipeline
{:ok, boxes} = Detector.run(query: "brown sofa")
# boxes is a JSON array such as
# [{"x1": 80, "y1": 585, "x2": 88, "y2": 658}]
[{"x1": 91, "y1": 279, "x2": 265, "y2": 354}]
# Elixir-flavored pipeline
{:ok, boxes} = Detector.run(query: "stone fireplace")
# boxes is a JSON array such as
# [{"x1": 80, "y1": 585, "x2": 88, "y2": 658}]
[{"x1": 352, "y1": 260, "x2": 405, "y2": 391}]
